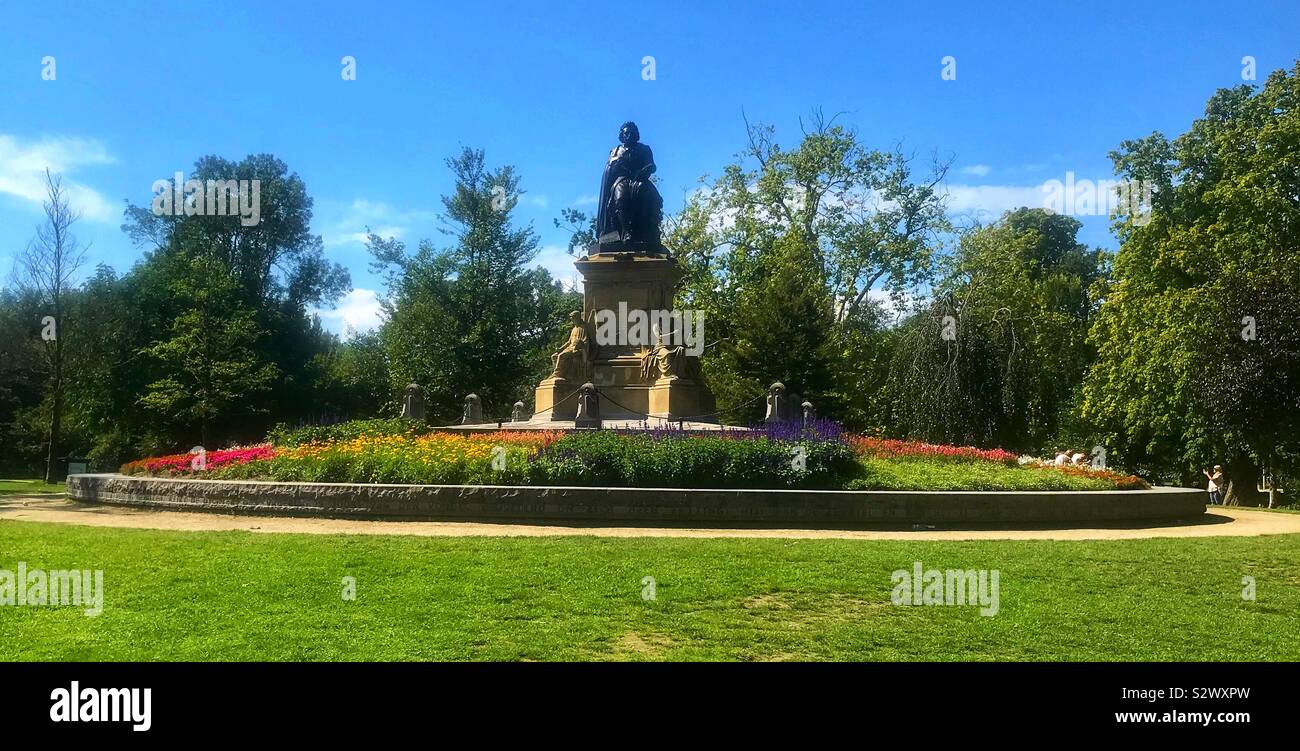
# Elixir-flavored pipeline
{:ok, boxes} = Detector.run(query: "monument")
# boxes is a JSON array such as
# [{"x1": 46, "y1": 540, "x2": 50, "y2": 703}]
[{"x1": 533, "y1": 122, "x2": 715, "y2": 424}]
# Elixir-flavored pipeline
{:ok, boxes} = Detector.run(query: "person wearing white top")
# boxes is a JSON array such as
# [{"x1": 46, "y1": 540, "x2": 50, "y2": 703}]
[{"x1": 1202, "y1": 465, "x2": 1224, "y2": 505}]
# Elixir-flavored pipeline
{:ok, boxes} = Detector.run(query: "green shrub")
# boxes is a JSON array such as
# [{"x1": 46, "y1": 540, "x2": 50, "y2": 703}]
[
  {"x1": 526, "y1": 432, "x2": 860, "y2": 489},
  {"x1": 267, "y1": 418, "x2": 431, "y2": 448}
]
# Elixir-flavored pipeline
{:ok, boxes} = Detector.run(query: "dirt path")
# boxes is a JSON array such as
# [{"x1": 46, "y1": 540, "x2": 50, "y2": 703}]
[{"x1": 3, "y1": 493, "x2": 1298, "y2": 540}]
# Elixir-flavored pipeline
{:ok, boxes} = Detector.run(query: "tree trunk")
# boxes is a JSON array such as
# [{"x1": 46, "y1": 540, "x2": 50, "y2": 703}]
[
  {"x1": 43, "y1": 331, "x2": 64, "y2": 484},
  {"x1": 1223, "y1": 455, "x2": 1267, "y2": 507}
]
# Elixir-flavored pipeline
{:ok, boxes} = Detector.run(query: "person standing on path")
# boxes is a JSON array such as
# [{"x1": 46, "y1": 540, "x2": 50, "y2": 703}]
[{"x1": 1203, "y1": 465, "x2": 1225, "y2": 505}]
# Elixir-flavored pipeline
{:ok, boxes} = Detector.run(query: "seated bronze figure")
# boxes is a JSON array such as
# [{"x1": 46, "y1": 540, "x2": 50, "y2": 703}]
[{"x1": 595, "y1": 121, "x2": 664, "y2": 252}]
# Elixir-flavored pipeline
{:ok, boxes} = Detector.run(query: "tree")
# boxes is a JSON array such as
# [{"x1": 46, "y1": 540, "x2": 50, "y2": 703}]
[
  {"x1": 139, "y1": 255, "x2": 277, "y2": 447},
  {"x1": 1196, "y1": 278, "x2": 1300, "y2": 506},
  {"x1": 123, "y1": 154, "x2": 348, "y2": 312},
  {"x1": 0, "y1": 286, "x2": 48, "y2": 474},
  {"x1": 886, "y1": 209, "x2": 1105, "y2": 451},
  {"x1": 375, "y1": 148, "x2": 579, "y2": 420},
  {"x1": 14, "y1": 170, "x2": 90, "y2": 482},
  {"x1": 714, "y1": 228, "x2": 840, "y2": 421},
  {"x1": 310, "y1": 330, "x2": 394, "y2": 420},
  {"x1": 1082, "y1": 62, "x2": 1300, "y2": 494},
  {"x1": 666, "y1": 112, "x2": 950, "y2": 424},
  {"x1": 121, "y1": 154, "x2": 350, "y2": 444}
]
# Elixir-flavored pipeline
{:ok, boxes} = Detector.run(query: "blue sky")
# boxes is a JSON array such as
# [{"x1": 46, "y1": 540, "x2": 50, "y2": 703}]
[{"x1": 1, "y1": 0, "x2": 1295, "y2": 334}]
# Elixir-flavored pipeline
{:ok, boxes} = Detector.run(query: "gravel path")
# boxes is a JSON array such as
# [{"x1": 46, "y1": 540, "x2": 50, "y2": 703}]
[{"x1": 3, "y1": 493, "x2": 1297, "y2": 540}]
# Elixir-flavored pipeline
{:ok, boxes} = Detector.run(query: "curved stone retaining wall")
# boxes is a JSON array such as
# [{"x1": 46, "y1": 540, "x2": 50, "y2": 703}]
[{"x1": 67, "y1": 474, "x2": 1207, "y2": 526}]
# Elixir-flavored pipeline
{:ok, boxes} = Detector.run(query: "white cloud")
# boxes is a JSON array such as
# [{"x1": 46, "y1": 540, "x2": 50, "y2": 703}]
[
  {"x1": 960, "y1": 164, "x2": 991, "y2": 177},
  {"x1": 0, "y1": 134, "x2": 116, "y2": 222},
  {"x1": 523, "y1": 194, "x2": 549, "y2": 208},
  {"x1": 324, "y1": 225, "x2": 407, "y2": 248},
  {"x1": 533, "y1": 244, "x2": 581, "y2": 291},
  {"x1": 943, "y1": 183, "x2": 1048, "y2": 219},
  {"x1": 313, "y1": 288, "x2": 386, "y2": 338},
  {"x1": 320, "y1": 199, "x2": 436, "y2": 248},
  {"x1": 573, "y1": 194, "x2": 598, "y2": 206}
]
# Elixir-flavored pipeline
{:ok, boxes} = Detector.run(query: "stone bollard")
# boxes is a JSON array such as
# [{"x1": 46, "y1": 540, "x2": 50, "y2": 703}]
[
  {"x1": 400, "y1": 383, "x2": 425, "y2": 421},
  {"x1": 802, "y1": 399, "x2": 815, "y2": 425},
  {"x1": 461, "y1": 393, "x2": 483, "y2": 424},
  {"x1": 765, "y1": 382, "x2": 787, "y2": 424},
  {"x1": 575, "y1": 382, "x2": 602, "y2": 429},
  {"x1": 511, "y1": 401, "x2": 527, "y2": 423}
]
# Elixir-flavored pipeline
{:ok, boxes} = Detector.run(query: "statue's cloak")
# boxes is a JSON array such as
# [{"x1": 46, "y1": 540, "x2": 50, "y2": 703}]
[
  {"x1": 595, "y1": 146, "x2": 623, "y2": 243},
  {"x1": 595, "y1": 142, "x2": 657, "y2": 244}
]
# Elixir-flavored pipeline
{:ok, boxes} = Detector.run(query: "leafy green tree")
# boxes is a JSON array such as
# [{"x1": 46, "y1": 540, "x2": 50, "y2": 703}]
[
  {"x1": 886, "y1": 209, "x2": 1105, "y2": 451},
  {"x1": 0, "y1": 287, "x2": 48, "y2": 474},
  {"x1": 122, "y1": 154, "x2": 349, "y2": 438},
  {"x1": 140, "y1": 255, "x2": 277, "y2": 447},
  {"x1": 123, "y1": 154, "x2": 347, "y2": 310},
  {"x1": 374, "y1": 148, "x2": 579, "y2": 420},
  {"x1": 310, "y1": 330, "x2": 394, "y2": 419},
  {"x1": 666, "y1": 113, "x2": 950, "y2": 424},
  {"x1": 715, "y1": 228, "x2": 840, "y2": 420},
  {"x1": 1082, "y1": 62, "x2": 1300, "y2": 495}
]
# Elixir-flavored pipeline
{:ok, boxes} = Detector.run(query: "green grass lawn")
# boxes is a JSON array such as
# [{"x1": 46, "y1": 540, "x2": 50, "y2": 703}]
[
  {"x1": 2, "y1": 519, "x2": 1296, "y2": 661},
  {"x1": 850, "y1": 458, "x2": 1123, "y2": 490},
  {"x1": 0, "y1": 478, "x2": 65, "y2": 495}
]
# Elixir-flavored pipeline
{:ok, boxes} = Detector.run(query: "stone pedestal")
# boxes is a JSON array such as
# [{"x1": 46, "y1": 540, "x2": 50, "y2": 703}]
[
  {"x1": 535, "y1": 376, "x2": 580, "y2": 420},
  {"x1": 533, "y1": 250, "x2": 715, "y2": 422}
]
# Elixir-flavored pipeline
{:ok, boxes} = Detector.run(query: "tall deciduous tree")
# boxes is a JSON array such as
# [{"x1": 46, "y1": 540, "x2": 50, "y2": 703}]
[
  {"x1": 140, "y1": 255, "x2": 277, "y2": 447},
  {"x1": 120, "y1": 154, "x2": 349, "y2": 444},
  {"x1": 887, "y1": 209, "x2": 1105, "y2": 451},
  {"x1": 1083, "y1": 62, "x2": 1300, "y2": 494},
  {"x1": 666, "y1": 112, "x2": 950, "y2": 423},
  {"x1": 14, "y1": 170, "x2": 89, "y2": 482},
  {"x1": 374, "y1": 148, "x2": 579, "y2": 420}
]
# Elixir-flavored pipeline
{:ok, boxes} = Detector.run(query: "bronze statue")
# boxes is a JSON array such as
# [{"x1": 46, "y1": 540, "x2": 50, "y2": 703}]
[{"x1": 595, "y1": 121, "x2": 664, "y2": 250}]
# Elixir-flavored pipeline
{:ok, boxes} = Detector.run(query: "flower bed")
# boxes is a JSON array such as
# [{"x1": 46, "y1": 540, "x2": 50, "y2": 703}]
[
  {"x1": 117, "y1": 422, "x2": 1147, "y2": 491},
  {"x1": 849, "y1": 436, "x2": 1019, "y2": 464},
  {"x1": 120, "y1": 446, "x2": 276, "y2": 476}
]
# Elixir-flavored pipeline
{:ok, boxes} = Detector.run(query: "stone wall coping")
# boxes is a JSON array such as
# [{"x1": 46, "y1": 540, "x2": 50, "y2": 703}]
[
  {"x1": 70, "y1": 473, "x2": 1198, "y2": 497},
  {"x1": 66, "y1": 474, "x2": 1207, "y2": 526}
]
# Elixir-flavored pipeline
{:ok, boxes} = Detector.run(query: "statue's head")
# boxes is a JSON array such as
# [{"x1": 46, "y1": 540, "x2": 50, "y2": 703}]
[
  {"x1": 569, "y1": 310, "x2": 583, "y2": 324},
  {"x1": 619, "y1": 121, "x2": 640, "y2": 145}
]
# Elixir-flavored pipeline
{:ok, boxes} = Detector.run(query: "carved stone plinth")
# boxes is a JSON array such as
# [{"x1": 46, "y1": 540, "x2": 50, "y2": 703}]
[
  {"x1": 535, "y1": 376, "x2": 581, "y2": 420},
  {"x1": 534, "y1": 251, "x2": 715, "y2": 422}
]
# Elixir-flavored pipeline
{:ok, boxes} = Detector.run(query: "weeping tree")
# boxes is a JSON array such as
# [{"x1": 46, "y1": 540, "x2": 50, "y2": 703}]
[
  {"x1": 1192, "y1": 276, "x2": 1300, "y2": 506},
  {"x1": 885, "y1": 210, "x2": 1105, "y2": 453}
]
